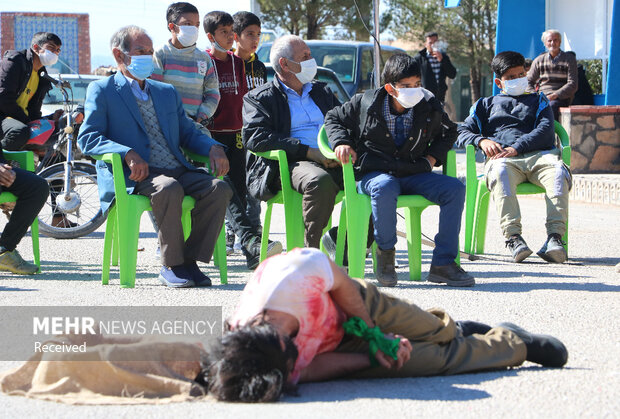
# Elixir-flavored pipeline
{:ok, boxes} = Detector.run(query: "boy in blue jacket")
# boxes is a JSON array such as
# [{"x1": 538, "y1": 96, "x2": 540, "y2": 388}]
[{"x1": 458, "y1": 51, "x2": 571, "y2": 264}]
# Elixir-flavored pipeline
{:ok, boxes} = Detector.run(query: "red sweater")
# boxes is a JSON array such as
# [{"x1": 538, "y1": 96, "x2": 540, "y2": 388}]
[{"x1": 207, "y1": 51, "x2": 247, "y2": 133}]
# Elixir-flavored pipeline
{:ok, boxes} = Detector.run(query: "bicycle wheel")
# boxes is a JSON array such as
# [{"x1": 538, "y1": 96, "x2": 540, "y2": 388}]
[{"x1": 38, "y1": 161, "x2": 107, "y2": 239}]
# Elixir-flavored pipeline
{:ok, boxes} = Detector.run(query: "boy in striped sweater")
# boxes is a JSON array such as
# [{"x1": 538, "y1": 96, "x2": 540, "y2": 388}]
[{"x1": 152, "y1": 2, "x2": 220, "y2": 126}]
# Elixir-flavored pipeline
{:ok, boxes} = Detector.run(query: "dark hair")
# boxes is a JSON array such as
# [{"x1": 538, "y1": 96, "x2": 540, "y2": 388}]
[
  {"x1": 491, "y1": 51, "x2": 525, "y2": 78},
  {"x1": 382, "y1": 53, "x2": 421, "y2": 85},
  {"x1": 203, "y1": 11, "x2": 234, "y2": 35},
  {"x1": 196, "y1": 323, "x2": 298, "y2": 402},
  {"x1": 31, "y1": 32, "x2": 61, "y2": 48},
  {"x1": 424, "y1": 31, "x2": 438, "y2": 39},
  {"x1": 166, "y1": 2, "x2": 199, "y2": 28},
  {"x1": 233, "y1": 11, "x2": 261, "y2": 35}
]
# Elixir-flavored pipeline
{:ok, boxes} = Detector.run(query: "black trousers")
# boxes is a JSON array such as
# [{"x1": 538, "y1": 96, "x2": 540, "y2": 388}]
[
  {"x1": 212, "y1": 131, "x2": 259, "y2": 247},
  {"x1": 0, "y1": 167, "x2": 49, "y2": 251},
  {"x1": 0, "y1": 118, "x2": 30, "y2": 151}
]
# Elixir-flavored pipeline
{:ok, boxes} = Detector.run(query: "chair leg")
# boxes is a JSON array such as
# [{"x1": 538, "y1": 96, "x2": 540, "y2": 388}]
[
  {"x1": 117, "y1": 210, "x2": 141, "y2": 288},
  {"x1": 31, "y1": 219, "x2": 40, "y2": 271},
  {"x1": 464, "y1": 179, "x2": 478, "y2": 254},
  {"x1": 404, "y1": 207, "x2": 423, "y2": 281},
  {"x1": 101, "y1": 207, "x2": 116, "y2": 285},
  {"x1": 260, "y1": 202, "x2": 273, "y2": 262},
  {"x1": 215, "y1": 224, "x2": 227, "y2": 284},
  {"x1": 334, "y1": 202, "x2": 347, "y2": 266},
  {"x1": 319, "y1": 215, "x2": 333, "y2": 254},
  {"x1": 474, "y1": 184, "x2": 490, "y2": 255},
  {"x1": 346, "y1": 204, "x2": 371, "y2": 280}
]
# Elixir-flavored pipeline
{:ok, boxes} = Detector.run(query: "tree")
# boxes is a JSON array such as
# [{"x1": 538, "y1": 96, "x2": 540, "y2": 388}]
[
  {"x1": 385, "y1": 0, "x2": 497, "y2": 103},
  {"x1": 257, "y1": 0, "x2": 350, "y2": 39}
]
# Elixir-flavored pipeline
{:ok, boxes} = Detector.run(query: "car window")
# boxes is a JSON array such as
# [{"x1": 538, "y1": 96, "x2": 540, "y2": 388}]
[
  {"x1": 43, "y1": 78, "x2": 97, "y2": 105},
  {"x1": 360, "y1": 48, "x2": 374, "y2": 92},
  {"x1": 315, "y1": 71, "x2": 349, "y2": 103},
  {"x1": 263, "y1": 65, "x2": 350, "y2": 103},
  {"x1": 309, "y1": 46, "x2": 356, "y2": 83}
]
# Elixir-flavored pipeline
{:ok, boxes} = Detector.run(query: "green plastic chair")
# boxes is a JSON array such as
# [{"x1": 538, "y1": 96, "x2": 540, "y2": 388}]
[
  {"x1": 317, "y1": 126, "x2": 458, "y2": 281},
  {"x1": 250, "y1": 149, "x2": 345, "y2": 263},
  {"x1": 0, "y1": 150, "x2": 40, "y2": 270},
  {"x1": 464, "y1": 120, "x2": 571, "y2": 255},
  {"x1": 92, "y1": 151, "x2": 227, "y2": 288}
]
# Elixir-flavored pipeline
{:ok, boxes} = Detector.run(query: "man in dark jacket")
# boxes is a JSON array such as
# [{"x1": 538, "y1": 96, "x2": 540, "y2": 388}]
[
  {"x1": 0, "y1": 32, "x2": 62, "y2": 151},
  {"x1": 324, "y1": 54, "x2": 473, "y2": 288},
  {"x1": 413, "y1": 32, "x2": 456, "y2": 104},
  {"x1": 243, "y1": 35, "x2": 341, "y2": 249}
]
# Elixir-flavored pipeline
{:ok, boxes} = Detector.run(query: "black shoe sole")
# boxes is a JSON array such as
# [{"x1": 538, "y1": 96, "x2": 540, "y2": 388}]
[
  {"x1": 537, "y1": 248, "x2": 567, "y2": 263},
  {"x1": 427, "y1": 273, "x2": 475, "y2": 287},
  {"x1": 497, "y1": 322, "x2": 568, "y2": 367},
  {"x1": 513, "y1": 248, "x2": 533, "y2": 263}
]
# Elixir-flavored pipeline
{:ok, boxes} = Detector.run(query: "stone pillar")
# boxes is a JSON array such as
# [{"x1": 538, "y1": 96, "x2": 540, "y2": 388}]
[{"x1": 560, "y1": 106, "x2": 620, "y2": 173}]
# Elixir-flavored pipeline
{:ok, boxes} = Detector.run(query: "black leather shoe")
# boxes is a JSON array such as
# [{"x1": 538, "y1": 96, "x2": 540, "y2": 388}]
[
  {"x1": 498, "y1": 322, "x2": 568, "y2": 367},
  {"x1": 185, "y1": 261, "x2": 212, "y2": 287},
  {"x1": 456, "y1": 320, "x2": 492, "y2": 336}
]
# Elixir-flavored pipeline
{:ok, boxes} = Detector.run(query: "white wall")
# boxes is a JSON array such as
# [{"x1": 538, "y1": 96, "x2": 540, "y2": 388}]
[{"x1": 546, "y1": 0, "x2": 613, "y2": 59}]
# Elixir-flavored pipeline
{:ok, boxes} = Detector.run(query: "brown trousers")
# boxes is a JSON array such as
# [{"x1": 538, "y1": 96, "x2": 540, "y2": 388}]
[
  {"x1": 336, "y1": 279, "x2": 527, "y2": 378},
  {"x1": 134, "y1": 166, "x2": 232, "y2": 267},
  {"x1": 289, "y1": 160, "x2": 343, "y2": 248}
]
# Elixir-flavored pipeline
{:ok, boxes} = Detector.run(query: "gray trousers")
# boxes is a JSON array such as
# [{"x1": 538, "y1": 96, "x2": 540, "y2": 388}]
[
  {"x1": 289, "y1": 160, "x2": 343, "y2": 248},
  {"x1": 134, "y1": 166, "x2": 232, "y2": 267}
]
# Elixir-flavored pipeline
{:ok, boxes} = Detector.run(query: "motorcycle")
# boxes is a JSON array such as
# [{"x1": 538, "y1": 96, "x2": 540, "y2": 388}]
[{"x1": 25, "y1": 74, "x2": 106, "y2": 239}]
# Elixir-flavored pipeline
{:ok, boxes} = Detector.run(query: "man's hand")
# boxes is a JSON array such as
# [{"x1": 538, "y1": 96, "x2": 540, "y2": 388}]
[
  {"x1": 334, "y1": 145, "x2": 357, "y2": 164},
  {"x1": 307, "y1": 147, "x2": 339, "y2": 169},
  {"x1": 478, "y1": 138, "x2": 504, "y2": 158},
  {"x1": 490, "y1": 146, "x2": 518, "y2": 160},
  {"x1": 124, "y1": 150, "x2": 149, "y2": 182},
  {"x1": 432, "y1": 50, "x2": 443, "y2": 62},
  {"x1": 374, "y1": 334, "x2": 412, "y2": 370},
  {"x1": 547, "y1": 93, "x2": 558, "y2": 101},
  {"x1": 0, "y1": 164, "x2": 16, "y2": 188},
  {"x1": 209, "y1": 145, "x2": 229, "y2": 177},
  {"x1": 425, "y1": 155, "x2": 437, "y2": 168},
  {"x1": 51, "y1": 109, "x2": 64, "y2": 123}
]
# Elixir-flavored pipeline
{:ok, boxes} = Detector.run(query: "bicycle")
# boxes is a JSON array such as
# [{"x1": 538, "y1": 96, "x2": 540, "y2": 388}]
[{"x1": 25, "y1": 74, "x2": 107, "y2": 239}]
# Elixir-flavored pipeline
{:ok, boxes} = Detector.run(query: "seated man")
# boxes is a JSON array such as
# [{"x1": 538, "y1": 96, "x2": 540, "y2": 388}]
[
  {"x1": 0, "y1": 152, "x2": 49, "y2": 275},
  {"x1": 0, "y1": 32, "x2": 63, "y2": 152},
  {"x1": 325, "y1": 53, "x2": 473, "y2": 287},
  {"x1": 527, "y1": 29, "x2": 577, "y2": 121},
  {"x1": 198, "y1": 248, "x2": 568, "y2": 402},
  {"x1": 242, "y1": 35, "x2": 341, "y2": 249},
  {"x1": 78, "y1": 25, "x2": 232, "y2": 288},
  {"x1": 458, "y1": 51, "x2": 571, "y2": 264}
]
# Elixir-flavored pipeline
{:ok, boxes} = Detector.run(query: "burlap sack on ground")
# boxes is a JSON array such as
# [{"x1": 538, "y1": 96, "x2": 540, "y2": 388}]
[{"x1": 0, "y1": 335, "x2": 208, "y2": 405}]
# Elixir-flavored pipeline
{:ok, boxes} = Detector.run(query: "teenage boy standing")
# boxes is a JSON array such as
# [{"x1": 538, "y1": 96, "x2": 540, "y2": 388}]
[
  {"x1": 204, "y1": 11, "x2": 281, "y2": 269},
  {"x1": 230, "y1": 11, "x2": 267, "y2": 254},
  {"x1": 152, "y1": 2, "x2": 220, "y2": 128}
]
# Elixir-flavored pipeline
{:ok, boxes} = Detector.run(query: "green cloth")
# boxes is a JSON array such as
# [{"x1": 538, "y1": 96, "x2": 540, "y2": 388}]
[{"x1": 342, "y1": 317, "x2": 400, "y2": 366}]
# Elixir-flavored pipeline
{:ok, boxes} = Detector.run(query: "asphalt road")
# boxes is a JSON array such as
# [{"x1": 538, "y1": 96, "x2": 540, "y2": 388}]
[{"x1": 0, "y1": 194, "x2": 618, "y2": 418}]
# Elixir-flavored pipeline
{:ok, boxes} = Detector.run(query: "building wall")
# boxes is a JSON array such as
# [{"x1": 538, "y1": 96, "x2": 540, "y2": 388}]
[{"x1": 0, "y1": 12, "x2": 90, "y2": 74}]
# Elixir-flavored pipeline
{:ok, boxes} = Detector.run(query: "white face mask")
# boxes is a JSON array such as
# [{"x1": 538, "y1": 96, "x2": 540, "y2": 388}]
[
  {"x1": 502, "y1": 76, "x2": 528, "y2": 96},
  {"x1": 176, "y1": 25, "x2": 199, "y2": 47},
  {"x1": 391, "y1": 86, "x2": 424, "y2": 108},
  {"x1": 290, "y1": 58, "x2": 317, "y2": 85},
  {"x1": 37, "y1": 48, "x2": 58, "y2": 67}
]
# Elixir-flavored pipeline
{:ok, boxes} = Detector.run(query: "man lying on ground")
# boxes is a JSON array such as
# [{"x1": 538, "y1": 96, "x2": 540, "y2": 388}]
[{"x1": 197, "y1": 247, "x2": 568, "y2": 402}]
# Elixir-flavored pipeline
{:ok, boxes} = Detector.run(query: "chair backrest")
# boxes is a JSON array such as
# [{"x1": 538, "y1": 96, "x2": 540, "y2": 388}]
[{"x1": 2, "y1": 150, "x2": 35, "y2": 172}]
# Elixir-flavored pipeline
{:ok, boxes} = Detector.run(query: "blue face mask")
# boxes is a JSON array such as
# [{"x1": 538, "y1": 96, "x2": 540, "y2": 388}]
[{"x1": 125, "y1": 54, "x2": 154, "y2": 80}]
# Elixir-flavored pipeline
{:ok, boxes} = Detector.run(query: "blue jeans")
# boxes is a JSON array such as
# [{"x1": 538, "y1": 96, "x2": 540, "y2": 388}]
[{"x1": 358, "y1": 171, "x2": 465, "y2": 266}]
